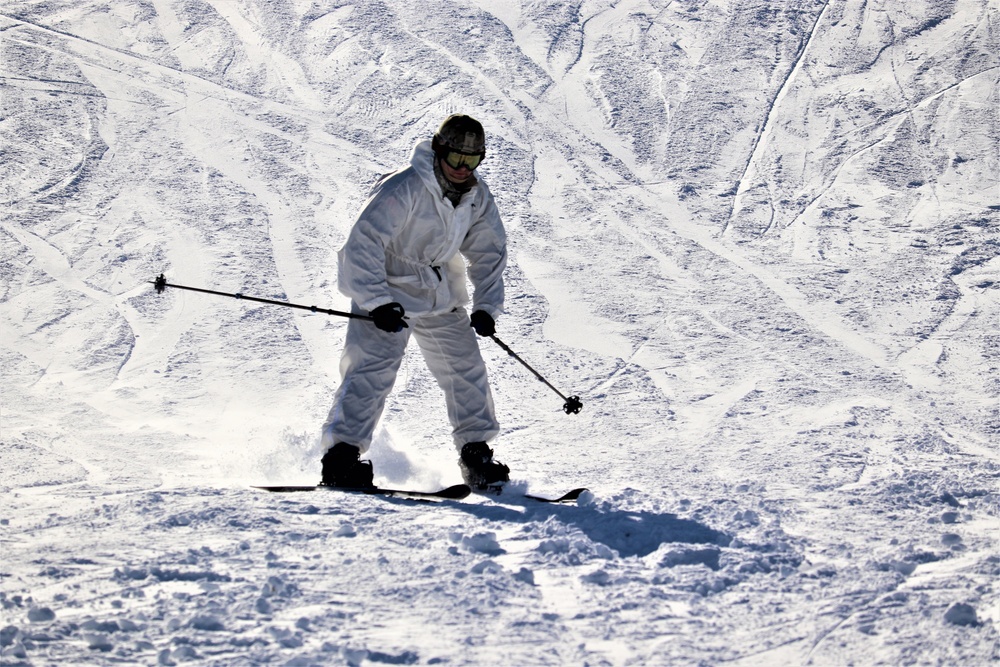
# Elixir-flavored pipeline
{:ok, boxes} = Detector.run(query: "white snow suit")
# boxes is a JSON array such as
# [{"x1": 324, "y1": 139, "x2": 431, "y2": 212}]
[{"x1": 322, "y1": 140, "x2": 507, "y2": 451}]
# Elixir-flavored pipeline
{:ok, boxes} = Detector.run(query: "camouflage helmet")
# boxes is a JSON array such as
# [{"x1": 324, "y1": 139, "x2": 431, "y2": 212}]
[{"x1": 432, "y1": 114, "x2": 486, "y2": 156}]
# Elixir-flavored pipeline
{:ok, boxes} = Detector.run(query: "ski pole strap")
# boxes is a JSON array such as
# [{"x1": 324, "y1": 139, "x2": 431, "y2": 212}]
[
  {"x1": 151, "y1": 274, "x2": 372, "y2": 321},
  {"x1": 488, "y1": 335, "x2": 582, "y2": 414}
]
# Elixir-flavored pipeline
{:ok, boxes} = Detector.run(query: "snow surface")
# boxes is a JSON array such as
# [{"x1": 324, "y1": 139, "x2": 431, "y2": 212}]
[{"x1": 1, "y1": 0, "x2": 999, "y2": 665}]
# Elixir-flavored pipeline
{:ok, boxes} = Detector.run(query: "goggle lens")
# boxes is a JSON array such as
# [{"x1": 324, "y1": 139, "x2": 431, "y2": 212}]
[{"x1": 443, "y1": 151, "x2": 482, "y2": 171}]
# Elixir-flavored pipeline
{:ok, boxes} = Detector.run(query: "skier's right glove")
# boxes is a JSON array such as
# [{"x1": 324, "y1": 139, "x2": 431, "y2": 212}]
[
  {"x1": 370, "y1": 302, "x2": 408, "y2": 333},
  {"x1": 469, "y1": 310, "x2": 495, "y2": 337}
]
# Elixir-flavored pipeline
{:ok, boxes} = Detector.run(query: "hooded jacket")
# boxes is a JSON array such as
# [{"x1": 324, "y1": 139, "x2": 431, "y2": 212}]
[{"x1": 337, "y1": 140, "x2": 507, "y2": 319}]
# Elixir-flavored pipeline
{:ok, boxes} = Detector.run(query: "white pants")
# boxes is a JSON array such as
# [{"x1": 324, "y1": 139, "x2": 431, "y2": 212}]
[{"x1": 322, "y1": 306, "x2": 499, "y2": 453}]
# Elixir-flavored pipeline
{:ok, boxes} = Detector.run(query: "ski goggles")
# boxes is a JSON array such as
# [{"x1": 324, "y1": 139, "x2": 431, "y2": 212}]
[{"x1": 441, "y1": 150, "x2": 483, "y2": 171}]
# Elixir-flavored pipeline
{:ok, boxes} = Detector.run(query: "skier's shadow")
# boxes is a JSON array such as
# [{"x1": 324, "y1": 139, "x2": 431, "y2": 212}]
[{"x1": 446, "y1": 495, "x2": 730, "y2": 559}]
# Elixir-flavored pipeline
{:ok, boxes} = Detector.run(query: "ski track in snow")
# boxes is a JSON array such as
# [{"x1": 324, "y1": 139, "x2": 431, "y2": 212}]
[{"x1": 1, "y1": 0, "x2": 998, "y2": 665}]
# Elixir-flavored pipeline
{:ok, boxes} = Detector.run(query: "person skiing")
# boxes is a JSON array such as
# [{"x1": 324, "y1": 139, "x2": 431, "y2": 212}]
[{"x1": 319, "y1": 114, "x2": 510, "y2": 491}]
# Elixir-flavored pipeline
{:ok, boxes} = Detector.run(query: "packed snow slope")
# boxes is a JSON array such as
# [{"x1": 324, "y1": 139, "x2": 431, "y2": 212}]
[{"x1": 2, "y1": 0, "x2": 998, "y2": 664}]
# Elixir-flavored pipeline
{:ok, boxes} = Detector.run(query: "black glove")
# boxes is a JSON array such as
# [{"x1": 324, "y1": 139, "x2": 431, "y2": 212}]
[
  {"x1": 370, "y1": 302, "x2": 408, "y2": 332},
  {"x1": 469, "y1": 310, "x2": 495, "y2": 337}
]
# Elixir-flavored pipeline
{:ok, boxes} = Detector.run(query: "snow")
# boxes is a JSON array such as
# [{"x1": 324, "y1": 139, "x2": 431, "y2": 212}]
[{"x1": 1, "y1": 0, "x2": 998, "y2": 665}]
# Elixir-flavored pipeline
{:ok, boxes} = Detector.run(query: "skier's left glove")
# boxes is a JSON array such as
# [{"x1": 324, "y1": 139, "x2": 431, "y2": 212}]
[{"x1": 470, "y1": 310, "x2": 495, "y2": 337}]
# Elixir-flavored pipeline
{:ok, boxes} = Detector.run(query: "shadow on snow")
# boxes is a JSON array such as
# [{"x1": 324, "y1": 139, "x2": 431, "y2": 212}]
[{"x1": 446, "y1": 496, "x2": 731, "y2": 559}]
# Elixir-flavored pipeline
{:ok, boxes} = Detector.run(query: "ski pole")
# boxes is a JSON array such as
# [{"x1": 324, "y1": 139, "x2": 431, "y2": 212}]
[
  {"x1": 489, "y1": 334, "x2": 583, "y2": 415},
  {"x1": 150, "y1": 274, "x2": 372, "y2": 321}
]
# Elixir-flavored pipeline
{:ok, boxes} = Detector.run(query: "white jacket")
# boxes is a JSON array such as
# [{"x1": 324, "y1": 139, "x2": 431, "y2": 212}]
[{"x1": 337, "y1": 140, "x2": 507, "y2": 319}]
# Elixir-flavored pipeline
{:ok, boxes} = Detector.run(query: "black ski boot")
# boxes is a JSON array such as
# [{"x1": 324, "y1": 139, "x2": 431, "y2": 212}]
[
  {"x1": 321, "y1": 442, "x2": 375, "y2": 488},
  {"x1": 459, "y1": 441, "x2": 510, "y2": 490}
]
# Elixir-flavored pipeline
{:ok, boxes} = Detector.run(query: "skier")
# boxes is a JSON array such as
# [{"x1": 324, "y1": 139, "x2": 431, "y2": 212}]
[{"x1": 320, "y1": 114, "x2": 510, "y2": 491}]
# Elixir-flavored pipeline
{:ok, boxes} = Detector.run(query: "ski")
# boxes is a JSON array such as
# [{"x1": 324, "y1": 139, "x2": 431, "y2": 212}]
[
  {"x1": 252, "y1": 483, "x2": 472, "y2": 500},
  {"x1": 252, "y1": 483, "x2": 585, "y2": 503},
  {"x1": 524, "y1": 487, "x2": 589, "y2": 503},
  {"x1": 477, "y1": 486, "x2": 590, "y2": 503}
]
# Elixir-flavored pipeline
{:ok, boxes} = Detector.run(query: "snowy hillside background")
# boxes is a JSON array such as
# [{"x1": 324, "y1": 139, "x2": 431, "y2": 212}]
[{"x1": 2, "y1": 0, "x2": 998, "y2": 664}]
